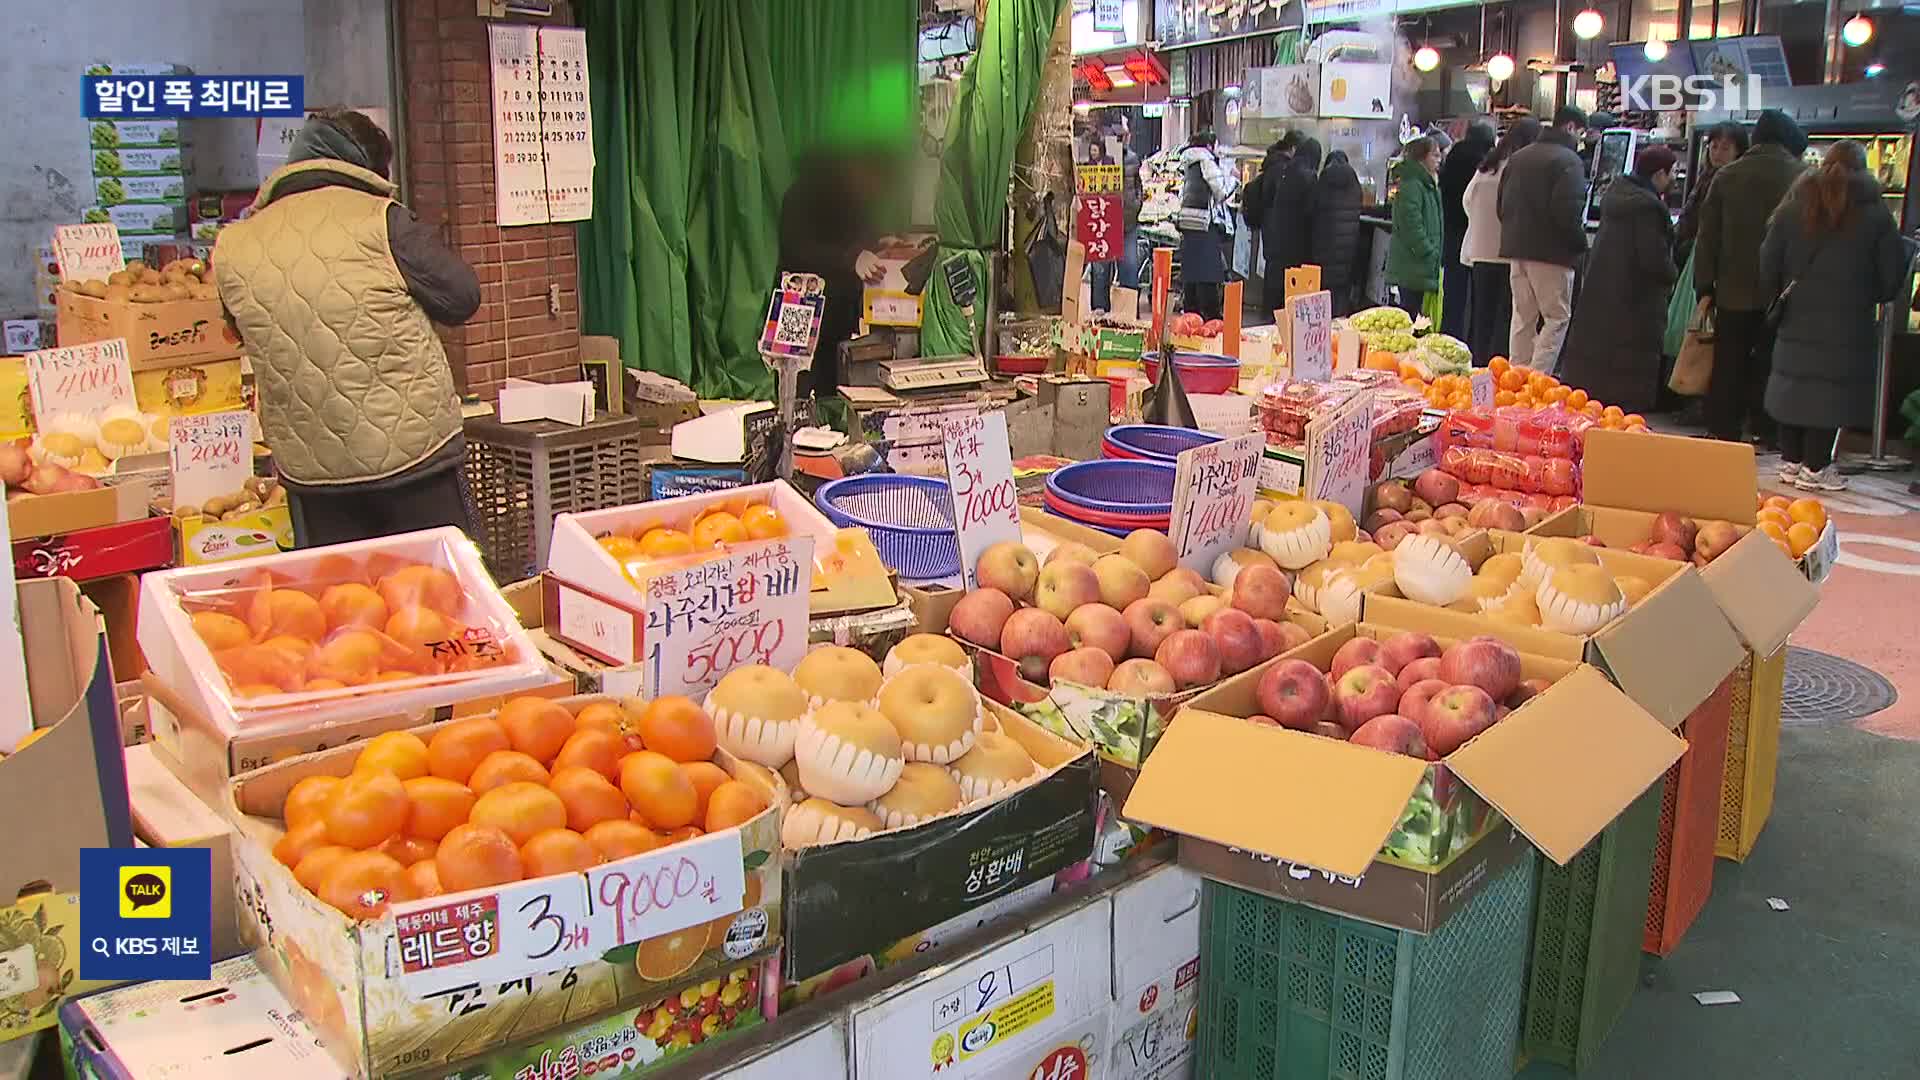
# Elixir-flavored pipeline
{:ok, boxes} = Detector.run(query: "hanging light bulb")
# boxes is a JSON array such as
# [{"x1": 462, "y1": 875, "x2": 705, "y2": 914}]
[
  {"x1": 1644, "y1": 36, "x2": 1669, "y2": 62},
  {"x1": 1572, "y1": 8, "x2": 1604, "y2": 40},
  {"x1": 1414, "y1": 45, "x2": 1441, "y2": 72},
  {"x1": 1487, "y1": 52, "x2": 1516, "y2": 82},
  {"x1": 1842, "y1": 14, "x2": 1874, "y2": 46}
]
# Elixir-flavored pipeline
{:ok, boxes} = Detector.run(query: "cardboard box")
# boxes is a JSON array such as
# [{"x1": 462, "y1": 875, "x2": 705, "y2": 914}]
[
  {"x1": 83, "y1": 202, "x2": 187, "y2": 234},
  {"x1": 0, "y1": 578, "x2": 129, "y2": 1041},
  {"x1": 5, "y1": 479, "x2": 152, "y2": 541},
  {"x1": 782, "y1": 705, "x2": 1096, "y2": 981},
  {"x1": 118, "y1": 233, "x2": 185, "y2": 265},
  {"x1": 1124, "y1": 618, "x2": 1683, "y2": 931},
  {"x1": 695, "y1": 1016, "x2": 847, "y2": 1079},
  {"x1": 90, "y1": 148, "x2": 185, "y2": 176},
  {"x1": 57, "y1": 955, "x2": 344, "y2": 1080},
  {"x1": 56, "y1": 290, "x2": 242, "y2": 366},
  {"x1": 124, "y1": 743, "x2": 238, "y2": 960},
  {"x1": 174, "y1": 504, "x2": 295, "y2": 565},
  {"x1": 132, "y1": 354, "x2": 247, "y2": 415},
  {"x1": 227, "y1": 699, "x2": 783, "y2": 1079},
  {"x1": 13, "y1": 513, "x2": 172, "y2": 581},
  {"x1": 1106, "y1": 865, "x2": 1201, "y2": 1080},
  {"x1": 88, "y1": 119, "x2": 186, "y2": 149},
  {"x1": 91, "y1": 174, "x2": 186, "y2": 206}
]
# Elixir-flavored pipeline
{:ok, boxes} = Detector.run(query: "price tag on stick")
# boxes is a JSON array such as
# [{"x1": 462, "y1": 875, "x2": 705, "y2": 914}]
[
  {"x1": 1168, "y1": 432, "x2": 1264, "y2": 574},
  {"x1": 1305, "y1": 389, "x2": 1374, "y2": 518},
  {"x1": 25, "y1": 338, "x2": 134, "y2": 420},
  {"x1": 1287, "y1": 291, "x2": 1334, "y2": 382},
  {"x1": 640, "y1": 536, "x2": 813, "y2": 700},
  {"x1": 170, "y1": 410, "x2": 252, "y2": 511},
  {"x1": 942, "y1": 412, "x2": 1023, "y2": 588}
]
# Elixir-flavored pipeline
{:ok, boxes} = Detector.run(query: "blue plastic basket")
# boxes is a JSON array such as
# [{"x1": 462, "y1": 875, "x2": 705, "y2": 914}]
[
  {"x1": 813, "y1": 475, "x2": 960, "y2": 579},
  {"x1": 1045, "y1": 459, "x2": 1176, "y2": 516},
  {"x1": 1104, "y1": 424, "x2": 1221, "y2": 462}
]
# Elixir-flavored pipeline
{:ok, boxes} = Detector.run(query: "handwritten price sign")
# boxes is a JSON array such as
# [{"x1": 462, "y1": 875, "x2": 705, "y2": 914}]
[
  {"x1": 1470, "y1": 370, "x2": 1494, "y2": 408},
  {"x1": 51, "y1": 223, "x2": 124, "y2": 283},
  {"x1": 25, "y1": 338, "x2": 134, "y2": 421},
  {"x1": 170, "y1": 409, "x2": 251, "y2": 510},
  {"x1": 1169, "y1": 432, "x2": 1263, "y2": 574},
  {"x1": 1287, "y1": 290, "x2": 1334, "y2": 382},
  {"x1": 589, "y1": 828, "x2": 746, "y2": 947},
  {"x1": 390, "y1": 874, "x2": 598, "y2": 999},
  {"x1": 1305, "y1": 389, "x2": 1374, "y2": 517},
  {"x1": 641, "y1": 536, "x2": 812, "y2": 699},
  {"x1": 943, "y1": 411, "x2": 1022, "y2": 588}
]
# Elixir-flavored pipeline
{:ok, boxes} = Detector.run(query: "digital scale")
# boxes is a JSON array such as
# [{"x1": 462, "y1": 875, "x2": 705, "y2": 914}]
[{"x1": 878, "y1": 355, "x2": 990, "y2": 392}]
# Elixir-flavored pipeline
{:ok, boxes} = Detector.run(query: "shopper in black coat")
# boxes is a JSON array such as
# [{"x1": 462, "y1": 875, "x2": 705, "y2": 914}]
[
  {"x1": 1439, "y1": 121, "x2": 1494, "y2": 338},
  {"x1": 1560, "y1": 146, "x2": 1679, "y2": 416},
  {"x1": 1260, "y1": 138, "x2": 1323, "y2": 311},
  {"x1": 1242, "y1": 131, "x2": 1300, "y2": 233},
  {"x1": 1309, "y1": 150, "x2": 1364, "y2": 314}
]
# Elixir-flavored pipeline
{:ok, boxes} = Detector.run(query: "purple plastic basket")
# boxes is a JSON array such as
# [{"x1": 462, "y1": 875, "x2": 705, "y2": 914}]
[
  {"x1": 1104, "y1": 424, "x2": 1220, "y2": 462},
  {"x1": 813, "y1": 475, "x2": 959, "y2": 578},
  {"x1": 1045, "y1": 459, "x2": 1176, "y2": 516}
]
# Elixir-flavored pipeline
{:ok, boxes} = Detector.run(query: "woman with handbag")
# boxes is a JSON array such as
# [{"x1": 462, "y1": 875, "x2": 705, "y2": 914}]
[
  {"x1": 1177, "y1": 130, "x2": 1237, "y2": 320},
  {"x1": 1760, "y1": 140, "x2": 1910, "y2": 492}
]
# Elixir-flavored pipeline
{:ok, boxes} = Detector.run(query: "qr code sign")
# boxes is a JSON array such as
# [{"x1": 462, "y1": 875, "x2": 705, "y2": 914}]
[{"x1": 774, "y1": 297, "x2": 817, "y2": 350}]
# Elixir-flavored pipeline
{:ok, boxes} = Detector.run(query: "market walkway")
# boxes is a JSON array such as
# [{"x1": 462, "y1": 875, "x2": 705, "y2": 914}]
[{"x1": 1520, "y1": 459, "x2": 1920, "y2": 1079}]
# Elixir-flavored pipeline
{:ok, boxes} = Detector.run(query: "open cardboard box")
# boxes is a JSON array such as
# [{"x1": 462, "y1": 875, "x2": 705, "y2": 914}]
[
  {"x1": 1581, "y1": 428, "x2": 1837, "y2": 584},
  {"x1": 226, "y1": 695, "x2": 782, "y2": 1080},
  {"x1": 172, "y1": 503, "x2": 296, "y2": 565},
  {"x1": 1125, "y1": 614, "x2": 1684, "y2": 933},
  {"x1": 125, "y1": 742, "x2": 239, "y2": 960},
  {"x1": 0, "y1": 578, "x2": 130, "y2": 1041},
  {"x1": 7, "y1": 477, "x2": 154, "y2": 541},
  {"x1": 56, "y1": 290, "x2": 242, "y2": 367},
  {"x1": 781, "y1": 701, "x2": 1096, "y2": 981}
]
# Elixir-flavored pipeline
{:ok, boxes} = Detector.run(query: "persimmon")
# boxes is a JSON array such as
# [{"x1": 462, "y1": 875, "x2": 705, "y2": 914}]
[
  {"x1": 704, "y1": 781, "x2": 768, "y2": 833},
  {"x1": 322, "y1": 770, "x2": 409, "y2": 849},
  {"x1": 354, "y1": 731, "x2": 430, "y2": 780},
  {"x1": 435, "y1": 823, "x2": 523, "y2": 892},
  {"x1": 403, "y1": 776, "x2": 476, "y2": 840},
  {"x1": 521, "y1": 828, "x2": 602, "y2": 877},
  {"x1": 377, "y1": 564, "x2": 462, "y2": 617},
  {"x1": 619, "y1": 751, "x2": 698, "y2": 829},
  {"x1": 682, "y1": 762, "x2": 729, "y2": 821},
  {"x1": 192, "y1": 611, "x2": 252, "y2": 651},
  {"x1": 318, "y1": 851, "x2": 413, "y2": 920},
  {"x1": 549, "y1": 766, "x2": 629, "y2": 832},
  {"x1": 273, "y1": 819, "x2": 331, "y2": 867},
  {"x1": 498, "y1": 696, "x2": 574, "y2": 764},
  {"x1": 469, "y1": 781, "x2": 567, "y2": 846},
  {"x1": 283, "y1": 775, "x2": 341, "y2": 829},
  {"x1": 426, "y1": 717, "x2": 511, "y2": 784},
  {"x1": 583, "y1": 820, "x2": 661, "y2": 861},
  {"x1": 318, "y1": 584, "x2": 388, "y2": 632},
  {"x1": 553, "y1": 729, "x2": 623, "y2": 780},
  {"x1": 468, "y1": 750, "x2": 551, "y2": 794},
  {"x1": 292, "y1": 846, "x2": 354, "y2": 894},
  {"x1": 637, "y1": 696, "x2": 716, "y2": 764}
]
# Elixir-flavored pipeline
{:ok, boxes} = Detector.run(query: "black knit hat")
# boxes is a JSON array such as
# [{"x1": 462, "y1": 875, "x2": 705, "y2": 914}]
[{"x1": 1753, "y1": 109, "x2": 1808, "y2": 155}]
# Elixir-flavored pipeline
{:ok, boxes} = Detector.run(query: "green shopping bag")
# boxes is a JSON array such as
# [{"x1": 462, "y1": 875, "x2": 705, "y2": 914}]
[
  {"x1": 1423, "y1": 286, "x2": 1443, "y2": 327},
  {"x1": 1664, "y1": 251, "x2": 1696, "y2": 356}
]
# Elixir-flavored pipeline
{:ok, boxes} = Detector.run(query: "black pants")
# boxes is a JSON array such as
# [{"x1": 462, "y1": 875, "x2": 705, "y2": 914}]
[
  {"x1": 1778, "y1": 424, "x2": 1837, "y2": 471},
  {"x1": 1706, "y1": 308, "x2": 1776, "y2": 445},
  {"x1": 1468, "y1": 262, "x2": 1512, "y2": 366},
  {"x1": 288, "y1": 461, "x2": 473, "y2": 548},
  {"x1": 1441, "y1": 259, "x2": 1471, "y2": 339},
  {"x1": 1396, "y1": 288, "x2": 1425, "y2": 317},
  {"x1": 1183, "y1": 281, "x2": 1224, "y2": 320}
]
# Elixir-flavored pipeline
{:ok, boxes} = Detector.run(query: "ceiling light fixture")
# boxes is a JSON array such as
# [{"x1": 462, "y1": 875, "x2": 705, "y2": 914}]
[
  {"x1": 1572, "y1": 8, "x2": 1604, "y2": 40},
  {"x1": 1415, "y1": 45, "x2": 1441, "y2": 71},
  {"x1": 1487, "y1": 52, "x2": 1516, "y2": 82},
  {"x1": 1644, "y1": 36, "x2": 1668, "y2": 61},
  {"x1": 1842, "y1": 14, "x2": 1873, "y2": 46}
]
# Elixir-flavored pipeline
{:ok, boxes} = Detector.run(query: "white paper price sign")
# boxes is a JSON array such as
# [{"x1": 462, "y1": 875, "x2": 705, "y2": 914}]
[
  {"x1": 943, "y1": 411, "x2": 1022, "y2": 588},
  {"x1": 588, "y1": 828, "x2": 746, "y2": 947},
  {"x1": 1470, "y1": 370, "x2": 1494, "y2": 408},
  {"x1": 169, "y1": 410, "x2": 252, "y2": 510},
  {"x1": 641, "y1": 536, "x2": 812, "y2": 700},
  {"x1": 1287, "y1": 290, "x2": 1334, "y2": 382},
  {"x1": 1305, "y1": 389, "x2": 1374, "y2": 517},
  {"x1": 51, "y1": 223, "x2": 124, "y2": 283},
  {"x1": 1169, "y1": 432, "x2": 1264, "y2": 575},
  {"x1": 25, "y1": 338, "x2": 134, "y2": 420},
  {"x1": 389, "y1": 874, "x2": 599, "y2": 999}
]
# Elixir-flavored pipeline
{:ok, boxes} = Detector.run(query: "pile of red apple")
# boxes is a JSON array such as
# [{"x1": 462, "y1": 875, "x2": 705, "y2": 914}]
[
  {"x1": 1249, "y1": 632, "x2": 1545, "y2": 760},
  {"x1": 0, "y1": 442, "x2": 101, "y2": 499},
  {"x1": 1616, "y1": 512, "x2": 1743, "y2": 567},
  {"x1": 947, "y1": 530, "x2": 1313, "y2": 696},
  {"x1": 1361, "y1": 470, "x2": 1488, "y2": 552}
]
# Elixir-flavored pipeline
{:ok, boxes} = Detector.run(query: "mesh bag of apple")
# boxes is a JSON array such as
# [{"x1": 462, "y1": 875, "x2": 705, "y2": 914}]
[
  {"x1": 946, "y1": 531, "x2": 1318, "y2": 759},
  {"x1": 1247, "y1": 631, "x2": 1545, "y2": 867}
]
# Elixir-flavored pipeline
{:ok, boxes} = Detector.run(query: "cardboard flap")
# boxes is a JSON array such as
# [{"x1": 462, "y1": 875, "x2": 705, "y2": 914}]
[
  {"x1": 1582, "y1": 429, "x2": 1757, "y2": 523},
  {"x1": 1361, "y1": 593, "x2": 1585, "y2": 660},
  {"x1": 1448, "y1": 665, "x2": 1685, "y2": 865},
  {"x1": 1699, "y1": 535, "x2": 1818, "y2": 656},
  {"x1": 1122, "y1": 709, "x2": 1426, "y2": 878},
  {"x1": 1590, "y1": 568, "x2": 1744, "y2": 728}
]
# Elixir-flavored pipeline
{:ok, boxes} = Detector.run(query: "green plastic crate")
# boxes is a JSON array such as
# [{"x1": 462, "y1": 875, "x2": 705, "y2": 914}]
[
  {"x1": 1522, "y1": 778, "x2": 1666, "y2": 1073},
  {"x1": 1197, "y1": 852, "x2": 1536, "y2": 1080}
]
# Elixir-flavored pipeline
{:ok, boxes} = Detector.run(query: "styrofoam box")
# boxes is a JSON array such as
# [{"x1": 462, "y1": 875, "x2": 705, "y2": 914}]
[
  {"x1": 136, "y1": 526, "x2": 551, "y2": 739},
  {"x1": 1107, "y1": 865, "x2": 1202, "y2": 1080}
]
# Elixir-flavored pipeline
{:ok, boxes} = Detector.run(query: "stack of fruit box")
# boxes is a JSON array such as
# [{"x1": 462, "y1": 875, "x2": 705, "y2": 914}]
[{"x1": 84, "y1": 64, "x2": 193, "y2": 264}]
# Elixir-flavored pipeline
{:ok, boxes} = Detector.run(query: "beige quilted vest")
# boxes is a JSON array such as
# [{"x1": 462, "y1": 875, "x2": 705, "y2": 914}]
[{"x1": 214, "y1": 160, "x2": 460, "y2": 486}]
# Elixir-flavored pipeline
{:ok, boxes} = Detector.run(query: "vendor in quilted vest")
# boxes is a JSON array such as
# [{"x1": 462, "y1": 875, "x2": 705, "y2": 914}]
[{"x1": 214, "y1": 110, "x2": 479, "y2": 548}]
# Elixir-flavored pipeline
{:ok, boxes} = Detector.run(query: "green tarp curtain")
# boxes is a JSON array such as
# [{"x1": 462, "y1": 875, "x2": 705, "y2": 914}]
[
  {"x1": 576, "y1": 1, "x2": 914, "y2": 398},
  {"x1": 920, "y1": 0, "x2": 1069, "y2": 357}
]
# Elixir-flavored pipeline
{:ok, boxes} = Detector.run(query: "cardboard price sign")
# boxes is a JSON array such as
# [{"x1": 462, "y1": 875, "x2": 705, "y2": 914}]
[
  {"x1": 641, "y1": 536, "x2": 813, "y2": 700},
  {"x1": 389, "y1": 873, "x2": 598, "y2": 999},
  {"x1": 25, "y1": 338, "x2": 134, "y2": 420},
  {"x1": 1305, "y1": 389, "x2": 1374, "y2": 517},
  {"x1": 942, "y1": 411, "x2": 1022, "y2": 588},
  {"x1": 1287, "y1": 290, "x2": 1334, "y2": 382},
  {"x1": 51, "y1": 223, "x2": 124, "y2": 283},
  {"x1": 1169, "y1": 432, "x2": 1264, "y2": 574},
  {"x1": 587, "y1": 829, "x2": 747, "y2": 947},
  {"x1": 169, "y1": 410, "x2": 252, "y2": 510}
]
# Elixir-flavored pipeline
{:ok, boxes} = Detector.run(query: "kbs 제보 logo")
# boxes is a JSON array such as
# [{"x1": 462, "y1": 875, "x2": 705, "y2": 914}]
[{"x1": 119, "y1": 866, "x2": 171, "y2": 919}]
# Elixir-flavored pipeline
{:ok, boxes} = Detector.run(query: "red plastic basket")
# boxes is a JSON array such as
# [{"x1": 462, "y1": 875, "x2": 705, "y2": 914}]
[
  {"x1": 1644, "y1": 673, "x2": 1733, "y2": 956},
  {"x1": 993, "y1": 354, "x2": 1049, "y2": 375}
]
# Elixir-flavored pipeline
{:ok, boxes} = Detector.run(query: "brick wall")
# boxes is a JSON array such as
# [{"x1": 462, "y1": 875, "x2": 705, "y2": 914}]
[{"x1": 397, "y1": 0, "x2": 583, "y2": 402}]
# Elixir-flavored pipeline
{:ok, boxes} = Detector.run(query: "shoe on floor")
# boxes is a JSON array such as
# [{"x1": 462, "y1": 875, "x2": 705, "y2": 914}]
[
  {"x1": 1795, "y1": 466, "x2": 1849, "y2": 492},
  {"x1": 1777, "y1": 461, "x2": 1804, "y2": 483}
]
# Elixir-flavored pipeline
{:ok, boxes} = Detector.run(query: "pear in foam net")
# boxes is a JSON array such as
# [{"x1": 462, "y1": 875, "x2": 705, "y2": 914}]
[
  {"x1": 782, "y1": 797, "x2": 884, "y2": 848},
  {"x1": 794, "y1": 701, "x2": 904, "y2": 805},
  {"x1": 1257, "y1": 502, "x2": 1333, "y2": 570},
  {"x1": 1536, "y1": 564, "x2": 1628, "y2": 634},
  {"x1": 869, "y1": 762, "x2": 965, "y2": 830},
  {"x1": 704, "y1": 664, "x2": 808, "y2": 768},
  {"x1": 1520, "y1": 538, "x2": 1599, "y2": 590},
  {"x1": 948, "y1": 729, "x2": 1039, "y2": 803},
  {"x1": 882, "y1": 633, "x2": 972, "y2": 679},
  {"x1": 792, "y1": 645, "x2": 884, "y2": 708},
  {"x1": 875, "y1": 664, "x2": 982, "y2": 764}
]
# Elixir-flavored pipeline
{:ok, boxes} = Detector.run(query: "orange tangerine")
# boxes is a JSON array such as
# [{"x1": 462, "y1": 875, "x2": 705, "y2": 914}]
[
  {"x1": 1787, "y1": 522, "x2": 1818, "y2": 558},
  {"x1": 1565, "y1": 389, "x2": 1589, "y2": 410},
  {"x1": 380, "y1": 835, "x2": 438, "y2": 867},
  {"x1": 354, "y1": 731, "x2": 430, "y2": 780},
  {"x1": 636, "y1": 696, "x2": 717, "y2": 764},
  {"x1": 634, "y1": 924, "x2": 707, "y2": 980},
  {"x1": 583, "y1": 819, "x2": 662, "y2": 861},
  {"x1": 318, "y1": 584, "x2": 388, "y2": 632},
  {"x1": 284, "y1": 775, "x2": 342, "y2": 829},
  {"x1": 323, "y1": 770, "x2": 410, "y2": 849},
  {"x1": 573, "y1": 701, "x2": 628, "y2": 740},
  {"x1": 1601, "y1": 405, "x2": 1625, "y2": 422},
  {"x1": 273, "y1": 819, "x2": 331, "y2": 867},
  {"x1": 405, "y1": 859, "x2": 444, "y2": 898},
  {"x1": 620, "y1": 751, "x2": 698, "y2": 829},
  {"x1": 427, "y1": 717, "x2": 512, "y2": 784},
  {"x1": 691, "y1": 512, "x2": 747, "y2": 549},
  {"x1": 469, "y1": 750, "x2": 551, "y2": 794},
  {"x1": 499, "y1": 696, "x2": 575, "y2": 764},
  {"x1": 638, "y1": 528, "x2": 695, "y2": 558},
  {"x1": 1763, "y1": 495, "x2": 1793, "y2": 513},
  {"x1": 1757, "y1": 520, "x2": 1789, "y2": 544},
  {"x1": 385, "y1": 605, "x2": 451, "y2": 651},
  {"x1": 704, "y1": 781, "x2": 768, "y2": 833},
  {"x1": 435, "y1": 823, "x2": 523, "y2": 892},
  {"x1": 469, "y1": 781, "x2": 567, "y2": 846},
  {"x1": 192, "y1": 611, "x2": 253, "y2": 650},
  {"x1": 661, "y1": 825, "x2": 703, "y2": 845},
  {"x1": 317, "y1": 851, "x2": 413, "y2": 920},
  {"x1": 305, "y1": 678, "x2": 348, "y2": 692},
  {"x1": 252, "y1": 589, "x2": 327, "y2": 642},
  {"x1": 741, "y1": 504, "x2": 787, "y2": 539},
  {"x1": 377, "y1": 564, "x2": 462, "y2": 617},
  {"x1": 598, "y1": 534, "x2": 646, "y2": 562},
  {"x1": 292, "y1": 846, "x2": 355, "y2": 894},
  {"x1": 553, "y1": 729, "x2": 624, "y2": 780},
  {"x1": 1787, "y1": 498, "x2": 1827, "y2": 532},
  {"x1": 1756, "y1": 507, "x2": 1792, "y2": 531},
  {"x1": 682, "y1": 762, "x2": 729, "y2": 821},
  {"x1": 521, "y1": 828, "x2": 603, "y2": 877},
  {"x1": 549, "y1": 766, "x2": 630, "y2": 831},
  {"x1": 311, "y1": 629, "x2": 386, "y2": 685},
  {"x1": 1494, "y1": 390, "x2": 1517, "y2": 406},
  {"x1": 403, "y1": 776, "x2": 476, "y2": 840}
]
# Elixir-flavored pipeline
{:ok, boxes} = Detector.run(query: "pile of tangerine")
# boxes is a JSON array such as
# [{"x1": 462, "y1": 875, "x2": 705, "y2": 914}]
[
  {"x1": 598, "y1": 499, "x2": 789, "y2": 568},
  {"x1": 273, "y1": 694, "x2": 769, "y2": 924},
  {"x1": 1754, "y1": 494, "x2": 1829, "y2": 560},
  {"x1": 1381, "y1": 356, "x2": 1651, "y2": 433}
]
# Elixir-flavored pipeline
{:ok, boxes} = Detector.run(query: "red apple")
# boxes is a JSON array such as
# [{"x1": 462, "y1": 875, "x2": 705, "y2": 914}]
[
  {"x1": 0, "y1": 444, "x2": 30, "y2": 486},
  {"x1": 1329, "y1": 637, "x2": 1384, "y2": 680},
  {"x1": 1230, "y1": 564, "x2": 1293, "y2": 622},
  {"x1": 1108, "y1": 658, "x2": 1177, "y2": 696},
  {"x1": 1371, "y1": 482, "x2": 1414, "y2": 515},
  {"x1": 1649, "y1": 512, "x2": 1698, "y2": 552},
  {"x1": 1046, "y1": 541, "x2": 1100, "y2": 567},
  {"x1": 1350, "y1": 713, "x2": 1429, "y2": 758},
  {"x1": 1395, "y1": 656, "x2": 1443, "y2": 694},
  {"x1": 1147, "y1": 568, "x2": 1207, "y2": 606},
  {"x1": 1065, "y1": 603, "x2": 1130, "y2": 661},
  {"x1": 1154, "y1": 629, "x2": 1223, "y2": 689},
  {"x1": 1397, "y1": 677, "x2": 1451, "y2": 723},
  {"x1": 1050, "y1": 647, "x2": 1116, "y2": 688},
  {"x1": 1695, "y1": 520, "x2": 1740, "y2": 562},
  {"x1": 1644, "y1": 541, "x2": 1688, "y2": 562},
  {"x1": 1362, "y1": 507, "x2": 1404, "y2": 533},
  {"x1": 1201, "y1": 608, "x2": 1264, "y2": 676},
  {"x1": 1413, "y1": 469, "x2": 1460, "y2": 507},
  {"x1": 1311, "y1": 721, "x2": 1349, "y2": 741},
  {"x1": 1254, "y1": 618, "x2": 1311, "y2": 660},
  {"x1": 1035, "y1": 561, "x2": 1102, "y2": 621},
  {"x1": 975, "y1": 541, "x2": 1040, "y2": 601},
  {"x1": 1091, "y1": 553, "x2": 1152, "y2": 611},
  {"x1": 22, "y1": 464, "x2": 66, "y2": 496},
  {"x1": 1374, "y1": 521, "x2": 1417, "y2": 551},
  {"x1": 1378, "y1": 631, "x2": 1441, "y2": 676},
  {"x1": 1001, "y1": 608, "x2": 1071, "y2": 683},
  {"x1": 1438, "y1": 638, "x2": 1523, "y2": 701},
  {"x1": 1247, "y1": 714, "x2": 1281, "y2": 728},
  {"x1": 1177, "y1": 594, "x2": 1225, "y2": 626},
  {"x1": 1119, "y1": 529, "x2": 1179, "y2": 580},
  {"x1": 1123, "y1": 598, "x2": 1186, "y2": 659},
  {"x1": 1331, "y1": 664, "x2": 1399, "y2": 732},
  {"x1": 1255, "y1": 658, "x2": 1330, "y2": 731},
  {"x1": 1467, "y1": 500, "x2": 1526, "y2": 532},
  {"x1": 54, "y1": 473, "x2": 101, "y2": 492},
  {"x1": 948, "y1": 589, "x2": 1015, "y2": 648},
  {"x1": 1507, "y1": 677, "x2": 1553, "y2": 709},
  {"x1": 1422, "y1": 685, "x2": 1499, "y2": 755}
]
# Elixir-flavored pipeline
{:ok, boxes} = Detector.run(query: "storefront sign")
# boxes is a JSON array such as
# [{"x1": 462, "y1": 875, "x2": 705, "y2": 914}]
[
  {"x1": 390, "y1": 874, "x2": 595, "y2": 999},
  {"x1": 1075, "y1": 194, "x2": 1123, "y2": 263},
  {"x1": 168, "y1": 410, "x2": 251, "y2": 511},
  {"x1": 640, "y1": 537, "x2": 812, "y2": 700},
  {"x1": 1306, "y1": 389, "x2": 1373, "y2": 516},
  {"x1": 487, "y1": 25, "x2": 594, "y2": 226},
  {"x1": 1094, "y1": 0, "x2": 1125, "y2": 32},
  {"x1": 25, "y1": 338, "x2": 134, "y2": 420},
  {"x1": 1320, "y1": 62, "x2": 1392, "y2": 120},
  {"x1": 1287, "y1": 290, "x2": 1334, "y2": 382},
  {"x1": 1074, "y1": 0, "x2": 1144, "y2": 53},
  {"x1": 943, "y1": 412, "x2": 1021, "y2": 589},
  {"x1": 1169, "y1": 432, "x2": 1265, "y2": 575},
  {"x1": 51, "y1": 224, "x2": 124, "y2": 283},
  {"x1": 1157, "y1": 0, "x2": 1305, "y2": 49}
]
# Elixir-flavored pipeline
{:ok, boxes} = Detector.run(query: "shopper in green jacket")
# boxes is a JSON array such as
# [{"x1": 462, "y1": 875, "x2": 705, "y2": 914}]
[{"x1": 1388, "y1": 138, "x2": 1443, "y2": 316}]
